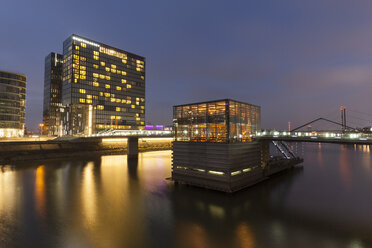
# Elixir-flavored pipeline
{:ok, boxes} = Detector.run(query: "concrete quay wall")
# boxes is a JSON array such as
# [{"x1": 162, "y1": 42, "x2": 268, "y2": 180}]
[{"x1": 0, "y1": 138, "x2": 172, "y2": 162}]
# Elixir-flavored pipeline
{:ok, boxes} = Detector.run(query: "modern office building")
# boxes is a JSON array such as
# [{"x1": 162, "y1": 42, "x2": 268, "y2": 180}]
[
  {"x1": 172, "y1": 99, "x2": 263, "y2": 192},
  {"x1": 0, "y1": 70, "x2": 26, "y2": 137},
  {"x1": 43, "y1": 52, "x2": 64, "y2": 136},
  {"x1": 61, "y1": 34, "x2": 145, "y2": 135}
]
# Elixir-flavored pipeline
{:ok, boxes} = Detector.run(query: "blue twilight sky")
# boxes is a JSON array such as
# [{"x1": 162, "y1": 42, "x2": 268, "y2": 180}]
[{"x1": 1, "y1": 0, "x2": 372, "y2": 131}]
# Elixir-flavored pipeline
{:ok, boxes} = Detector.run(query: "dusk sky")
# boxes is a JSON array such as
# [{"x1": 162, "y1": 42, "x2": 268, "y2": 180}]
[{"x1": 1, "y1": 0, "x2": 372, "y2": 131}]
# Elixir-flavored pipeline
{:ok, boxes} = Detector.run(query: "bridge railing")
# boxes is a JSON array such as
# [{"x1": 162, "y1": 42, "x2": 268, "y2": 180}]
[
  {"x1": 84, "y1": 129, "x2": 174, "y2": 137},
  {"x1": 254, "y1": 131, "x2": 372, "y2": 141}
]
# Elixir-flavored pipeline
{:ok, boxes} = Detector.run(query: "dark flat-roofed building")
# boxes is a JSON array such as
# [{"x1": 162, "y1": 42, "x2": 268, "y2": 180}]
[
  {"x1": 61, "y1": 34, "x2": 145, "y2": 135},
  {"x1": 43, "y1": 52, "x2": 64, "y2": 136},
  {"x1": 0, "y1": 70, "x2": 26, "y2": 137}
]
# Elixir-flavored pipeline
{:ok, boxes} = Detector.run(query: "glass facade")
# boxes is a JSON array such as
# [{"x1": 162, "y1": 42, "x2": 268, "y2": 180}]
[
  {"x1": 0, "y1": 70, "x2": 26, "y2": 137},
  {"x1": 43, "y1": 52, "x2": 64, "y2": 136},
  {"x1": 61, "y1": 34, "x2": 145, "y2": 135},
  {"x1": 174, "y1": 99, "x2": 260, "y2": 143}
]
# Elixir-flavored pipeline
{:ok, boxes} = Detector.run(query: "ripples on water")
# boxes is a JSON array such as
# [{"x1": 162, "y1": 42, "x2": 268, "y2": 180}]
[{"x1": 0, "y1": 144, "x2": 371, "y2": 248}]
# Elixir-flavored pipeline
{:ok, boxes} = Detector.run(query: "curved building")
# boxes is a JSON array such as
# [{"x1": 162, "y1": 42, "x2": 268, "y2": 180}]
[{"x1": 0, "y1": 70, "x2": 26, "y2": 137}]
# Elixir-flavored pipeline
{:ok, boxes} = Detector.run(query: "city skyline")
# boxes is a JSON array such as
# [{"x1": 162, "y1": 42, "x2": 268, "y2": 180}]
[{"x1": 1, "y1": 0, "x2": 372, "y2": 131}]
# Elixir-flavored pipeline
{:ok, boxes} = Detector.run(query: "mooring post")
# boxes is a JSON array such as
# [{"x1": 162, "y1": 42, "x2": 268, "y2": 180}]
[{"x1": 127, "y1": 137, "x2": 139, "y2": 160}]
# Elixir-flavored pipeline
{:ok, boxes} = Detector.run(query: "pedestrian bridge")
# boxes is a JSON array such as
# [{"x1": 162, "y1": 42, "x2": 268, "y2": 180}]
[{"x1": 254, "y1": 131, "x2": 372, "y2": 145}]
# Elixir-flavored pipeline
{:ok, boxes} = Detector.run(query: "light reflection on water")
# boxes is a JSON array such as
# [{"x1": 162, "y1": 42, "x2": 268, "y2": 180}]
[{"x1": 0, "y1": 146, "x2": 371, "y2": 248}]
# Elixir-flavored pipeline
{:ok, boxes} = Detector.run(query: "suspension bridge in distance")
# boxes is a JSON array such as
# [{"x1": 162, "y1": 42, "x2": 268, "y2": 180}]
[{"x1": 253, "y1": 108, "x2": 372, "y2": 145}]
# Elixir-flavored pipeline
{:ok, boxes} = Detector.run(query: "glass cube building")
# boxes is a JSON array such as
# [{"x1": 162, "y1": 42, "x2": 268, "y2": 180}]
[
  {"x1": 60, "y1": 34, "x2": 145, "y2": 135},
  {"x1": 173, "y1": 99, "x2": 260, "y2": 142},
  {"x1": 0, "y1": 70, "x2": 26, "y2": 137}
]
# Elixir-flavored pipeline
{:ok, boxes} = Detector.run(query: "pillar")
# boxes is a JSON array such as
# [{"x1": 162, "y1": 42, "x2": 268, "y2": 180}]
[
  {"x1": 260, "y1": 140, "x2": 270, "y2": 168},
  {"x1": 127, "y1": 137, "x2": 139, "y2": 159}
]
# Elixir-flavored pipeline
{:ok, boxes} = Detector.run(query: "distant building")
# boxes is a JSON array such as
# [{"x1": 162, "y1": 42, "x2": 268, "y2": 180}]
[
  {"x1": 172, "y1": 99, "x2": 263, "y2": 192},
  {"x1": 43, "y1": 34, "x2": 146, "y2": 136},
  {"x1": 43, "y1": 52, "x2": 64, "y2": 136},
  {"x1": 0, "y1": 70, "x2": 26, "y2": 137}
]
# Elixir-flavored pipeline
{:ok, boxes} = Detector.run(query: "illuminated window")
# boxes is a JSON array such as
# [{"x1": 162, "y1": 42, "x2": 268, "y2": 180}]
[
  {"x1": 140, "y1": 106, "x2": 144, "y2": 109},
  {"x1": 116, "y1": 107, "x2": 121, "y2": 112},
  {"x1": 127, "y1": 100, "x2": 131, "y2": 104},
  {"x1": 72, "y1": 64, "x2": 78, "y2": 69},
  {"x1": 80, "y1": 57, "x2": 86, "y2": 61},
  {"x1": 86, "y1": 95, "x2": 92, "y2": 99},
  {"x1": 116, "y1": 99, "x2": 121, "y2": 103},
  {"x1": 74, "y1": 79, "x2": 78, "y2": 83},
  {"x1": 111, "y1": 98, "x2": 116, "y2": 102},
  {"x1": 136, "y1": 68, "x2": 141, "y2": 72},
  {"x1": 111, "y1": 64, "x2": 117, "y2": 69},
  {"x1": 117, "y1": 70, "x2": 121, "y2": 74},
  {"x1": 100, "y1": 74, "x2": 105, "y2": 79},
  {"x1": 93, "y1": 82, "x2": 99, "y2": 87},
  {"x1": 105, "y1": 67, "x2": 110, "y2": 72},
  {"x1": 86, "y1": 99, "x2": 92, "y2": 104},
  {"x1": 73, "y1": 55, "x2": 79, "y2": 59},
  {"x1": 80, "y1": 71, "x2": 86, "y2": 75},
  {"x1": 80, "y1": 75, "x2": 86, "y2": 80},
  {"x1": 104, "y1": 92, "x2": 110, "y2": 97},
  {"x1": 100, "y1": 61, "x2": 105, "y2": 66},
  {"x1": 116, "y1": 86, "x2": 121, "y2": 91},
  {"x1": 121, "y1": 79, "x2": 126, "y2": 84},
  {"x1": 93, "y1": 51, "x2": 99, "y2": 55},
  {"x1": 79, "y1": 89, "x2": 86, "y2": 94},
  {"x1": 93, "y1": 55, "x2": 99, "y2": 60},
  {"x1": 141, "y1": 122, "x2": 144, "y2": 125},
  {"x1": 105, "y1": 76, "x2": 110, "y2": 80},
  {"x1": 79, "y1": 98, "x2": 85, "y2": 103},
  {"x1": 141, "y1": 76, "x2": 145, "y2": 80},
  {"x1": 122, "y1": 59, "x2": 127, "y2": 64},
  {"x1": 97, "y1": 105, "x2": 104, "y2": 110},
  {"x1": 121, "y1": 100, "x2": 126, "y2": 103},
  {"x1": 93, "y1": 73, "x2": 99, "y2": 78},
  {"x1": 131, "y1": 105, "x2": 135, "y2": 109},
  {"x1": 110, "y1": 116, "x2": 116, "y2": 120},
  {"x1": 111, "y1": 69, "x2": 116, "y2": 73},
  {"x1": 136, "y1": 117, "x2": 140, "y2": 121},
  {"x1": 93, "y1": 95, "x2": 98, "y2": 100},
  {"x1": 75, "y1": 46, "x2": 79, "y2": 50},
  {"x1": 81, "y1": 43, "x2": 86, "y2": 48},
  {"x1": 122, "y1": 71, "x2": 127, "y2": 76},
  {"x1": 127, "y1": 84, "x2": 132, "y2": 88},
  {"x1": 136, "y1": 102, "x2": 139, "y2": 105},
  {"x1": 93, "y1": 64, "x2": 99, "y2": 69}
]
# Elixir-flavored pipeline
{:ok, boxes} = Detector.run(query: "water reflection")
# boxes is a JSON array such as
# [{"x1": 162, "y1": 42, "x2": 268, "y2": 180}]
[{"x1": 0, "y1": 146, "x2": 371, "y2": 247}]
